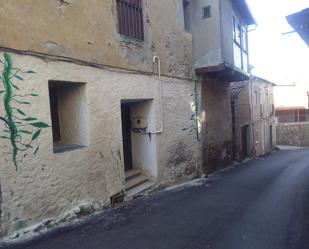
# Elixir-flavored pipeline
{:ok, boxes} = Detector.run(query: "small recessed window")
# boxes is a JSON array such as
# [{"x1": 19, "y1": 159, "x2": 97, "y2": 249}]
[
  {"x1": 203, "y1": 6, "x2": 211, "y2": 19},
  {"x1": 48, "y1": 81, "x2": 89, "y2": 153}
]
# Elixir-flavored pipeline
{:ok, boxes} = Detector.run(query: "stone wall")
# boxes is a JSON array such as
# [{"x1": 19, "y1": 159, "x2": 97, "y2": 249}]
[
  {"x1": 276, "y1": 122, "x2": 309, "y2": 147},
  {"x1": 0, "y1": 52, "x2": 201, "y2": 237}
]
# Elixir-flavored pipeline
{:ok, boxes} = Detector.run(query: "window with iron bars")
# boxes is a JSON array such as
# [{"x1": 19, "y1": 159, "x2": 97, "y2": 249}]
[{"x1": 116, "y1": 0, "x2": 144, "y2": 41}]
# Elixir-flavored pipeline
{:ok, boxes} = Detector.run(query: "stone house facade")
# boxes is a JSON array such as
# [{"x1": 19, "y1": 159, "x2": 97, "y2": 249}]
[
  {"x1": 0, "y1": 0, "x2": 255, "y2": 239},
  {"x1": 231, "y1": 76, "x2": 276, "y2": 161},
  {"x1": 0, "y1": 0, "x2": 202, "y2": 238}
]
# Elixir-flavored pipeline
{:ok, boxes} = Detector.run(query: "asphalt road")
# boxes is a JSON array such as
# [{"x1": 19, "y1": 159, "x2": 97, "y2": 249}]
[{"x1": 3, "y1": 149, "x2": 309, "y2": 249}]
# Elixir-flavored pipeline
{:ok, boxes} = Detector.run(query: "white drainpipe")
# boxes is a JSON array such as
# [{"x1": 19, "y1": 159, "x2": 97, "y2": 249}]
[{"x1": 149, "y1": 55, "x2": 163, "y2": 134}]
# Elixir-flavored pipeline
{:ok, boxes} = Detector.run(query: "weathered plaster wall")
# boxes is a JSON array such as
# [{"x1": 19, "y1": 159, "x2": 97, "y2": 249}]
[
  {"x1": 0, "y1": 52, "x2": 201, "y2": 237},
  {"x1": 159, "y1": 80, "x2": 202, "y2": 184},
  {"x1": 185, "y1": 0, "x2": 223, "y2": 68},
  {"x1": 0, "y1": 0, "x2": 192, "y2": 78},
  {"x1": 201, "y1": 79, "x2": 232, "y2": 174}
]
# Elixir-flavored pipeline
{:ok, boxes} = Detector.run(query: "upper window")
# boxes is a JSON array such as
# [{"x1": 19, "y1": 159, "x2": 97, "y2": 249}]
[
  {"x1": 233, "y1": 16, "x2": 249, "y2": 72},
  {"x1": 203, "y1": 6, "x2": 211, "y2": 19},
  {"x1": 116, "y1": 0, "x2": 144, "y2": 41},
  {"x1": 48, "y1": 81, "x2": 89, "y2": 153}
]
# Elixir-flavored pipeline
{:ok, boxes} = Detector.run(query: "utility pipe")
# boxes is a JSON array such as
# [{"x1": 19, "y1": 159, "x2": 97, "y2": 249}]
[
  {"x1": 138, "y1": 56, "x2": 163, "y2": 136},
  {"x1": 149, "y1": 55, "x2": 163, "y2": 134}
]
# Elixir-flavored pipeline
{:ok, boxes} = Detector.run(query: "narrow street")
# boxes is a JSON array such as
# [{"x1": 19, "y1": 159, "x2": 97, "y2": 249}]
[{"x1": 4, "y1": 149, "x2": 309, "y2": 249}]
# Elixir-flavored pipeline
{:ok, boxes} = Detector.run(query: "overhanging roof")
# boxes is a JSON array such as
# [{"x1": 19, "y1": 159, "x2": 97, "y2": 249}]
[
  {"x1": 286, "y1": 8, "x2": 309, "y2": 46},
  {"x1": 195, "y1": 63, "x2": 250, "y2": 82},
  {"x1": 232, "y1": 0, "x2": 256, "y2": 25}
]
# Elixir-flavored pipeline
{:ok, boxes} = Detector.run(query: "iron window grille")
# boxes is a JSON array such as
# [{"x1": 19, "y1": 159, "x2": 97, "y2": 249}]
[{"x1": 116, "y1": 0, "x2": 144, "y2": 41}]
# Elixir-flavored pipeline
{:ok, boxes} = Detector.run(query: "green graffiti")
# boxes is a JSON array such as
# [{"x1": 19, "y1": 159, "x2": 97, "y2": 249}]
[{"x1": 0, "y1": 53, "x2": 49, "y2": 170}]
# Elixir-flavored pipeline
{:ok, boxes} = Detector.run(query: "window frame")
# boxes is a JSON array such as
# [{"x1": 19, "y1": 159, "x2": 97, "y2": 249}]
[
  {"x1": 202, "y1": 6, "x2": 211, "y2": 19},
  {"x1": 233, "y1": 16, "x2": 249, "y2": 72},
  {"x1": 116, "y1": 0, "x2": 145, "y2": 41},
  {"x1": 48, "y1": 81, "x2": 88, "y2": 153}
]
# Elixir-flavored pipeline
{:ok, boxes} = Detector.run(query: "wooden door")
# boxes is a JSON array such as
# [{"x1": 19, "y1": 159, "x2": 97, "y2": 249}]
[{"x1": 121, "y1": 103, "x2": 133, "y2": 171}]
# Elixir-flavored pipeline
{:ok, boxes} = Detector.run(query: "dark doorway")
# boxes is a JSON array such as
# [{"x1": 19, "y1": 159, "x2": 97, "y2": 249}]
[
  {"x1": 121, "y1": 103, "x2": 133, "y2": 172},
  {"x1": 241, "y1": 125, "x2": 249, "y2": 159}
]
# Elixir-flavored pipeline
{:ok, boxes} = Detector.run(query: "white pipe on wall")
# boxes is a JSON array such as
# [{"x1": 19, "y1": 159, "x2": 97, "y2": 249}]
[
  {"x1": 138, "y1": 55, "x2": 163, "y2": 135},
  {"x1": 149, "y1": 55, "x2": 163, "y2": 134}
]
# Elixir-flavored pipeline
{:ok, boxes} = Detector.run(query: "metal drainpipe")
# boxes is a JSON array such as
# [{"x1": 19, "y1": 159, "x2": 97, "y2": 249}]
[
  {"x1": 139, "y1": 56, "x2": 163, "y2": 135},
  {"x1": 150, "y1": 55, "x2": 163, "y2": 134}
]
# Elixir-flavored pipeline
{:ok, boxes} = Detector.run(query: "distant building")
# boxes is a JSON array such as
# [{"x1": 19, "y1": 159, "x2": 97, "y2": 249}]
[
  {"x1": 231, "y1": 76, "x2": 276, "y2": 160},
  {"x1": 276, "y1": 106, "x2": 309, "y2": 123}
]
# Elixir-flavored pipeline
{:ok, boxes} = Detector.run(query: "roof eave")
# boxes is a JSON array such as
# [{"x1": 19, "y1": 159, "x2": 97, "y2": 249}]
[{"x1": 233, "y1": 0, "x2": 256, "y2": 25}]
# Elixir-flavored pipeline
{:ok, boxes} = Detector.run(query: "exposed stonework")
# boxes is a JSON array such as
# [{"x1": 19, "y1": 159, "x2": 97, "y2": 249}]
[
  {"x1": 277, "y1": 122, "x2": 309, "y2": 147},
  {"x1": 164, "y1": 141, "x2": 198, "y2": 183},
  {"x1": 207, "y1": 141, "x2": 233, "y2": 173}
]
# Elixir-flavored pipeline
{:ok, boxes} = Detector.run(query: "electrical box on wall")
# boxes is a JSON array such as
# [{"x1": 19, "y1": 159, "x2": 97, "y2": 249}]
[{"x1": 132, "y1": 117, "x2": 148, "y2": 129}]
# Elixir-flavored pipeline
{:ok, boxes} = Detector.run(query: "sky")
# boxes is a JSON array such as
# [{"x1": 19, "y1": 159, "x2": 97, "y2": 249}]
[{"x1": 246, "y1": 0, "x2": 309, "y2": 107}]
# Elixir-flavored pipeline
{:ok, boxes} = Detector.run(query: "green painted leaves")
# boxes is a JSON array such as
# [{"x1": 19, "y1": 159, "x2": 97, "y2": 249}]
[
  {"x1": 13, "y1": 74, "x2": 24, "y2": 81},
  {"x1": 29, "y1": 122, "x2": 50, "y2": 128},
  {"x1": 31, "y1": 129, "x2": 42, "y2": 141},
  {"x1": 23, "y1": 117, "x2": 37, "y2": 122},
  {"x1": 16, "y1": 109, "x2": 26, "y2": 116},
  {"x1": 0, "y1": 53, "x2": 49, "y2": 170}
]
